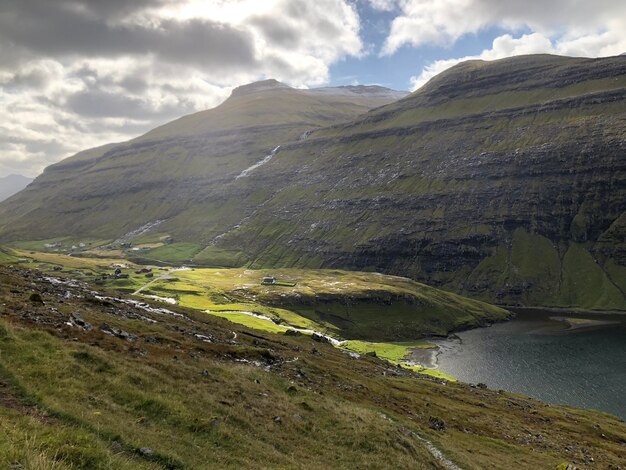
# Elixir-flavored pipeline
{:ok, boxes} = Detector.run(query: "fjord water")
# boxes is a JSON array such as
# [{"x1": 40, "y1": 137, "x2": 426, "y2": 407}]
[{"x1": 435, "y1": 310, "x2": 626, "y2": 419}]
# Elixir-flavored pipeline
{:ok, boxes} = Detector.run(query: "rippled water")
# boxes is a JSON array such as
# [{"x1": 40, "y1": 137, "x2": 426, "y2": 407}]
[{"x1": 434, "y1": 309, "x2": 626, "y2": 419}]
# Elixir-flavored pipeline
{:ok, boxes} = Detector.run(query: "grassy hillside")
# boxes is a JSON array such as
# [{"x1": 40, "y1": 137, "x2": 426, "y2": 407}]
[
  {"x1": 2, "y1": 249, "x2": 510, "y2": 342},
  {"x1": 1, "y1": 264, "x2": 624, "y2": 469},
  {"x1": 0, "y1": 81, "x2": 405, "y2": 242}
]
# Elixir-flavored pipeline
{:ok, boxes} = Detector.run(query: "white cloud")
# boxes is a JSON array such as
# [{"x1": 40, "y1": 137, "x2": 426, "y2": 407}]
[
  {"x1": 383, "y1": 0, "x2": 626, "y2": 55},
  {"x1": 365, "y1": 0, "x2": 398, "y2": 11},
  {"x1": 0, "y1": 0, "x2": 363, "y2": 177},
  {"x1": 409, "y1": 32, "x2": 555, "y2": 90},
  {"x1": 396, "y1": 0, "x2": 626, "y2": 90}
]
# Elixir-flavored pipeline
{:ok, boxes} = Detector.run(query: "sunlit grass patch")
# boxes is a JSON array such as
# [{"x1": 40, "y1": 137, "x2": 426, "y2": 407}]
[
  {"x1": 342, "y1": 340, "x2": 435, "y2": 363},
  {"x1": 203, "y1": 311, "x2": 289, "y2": 334}
]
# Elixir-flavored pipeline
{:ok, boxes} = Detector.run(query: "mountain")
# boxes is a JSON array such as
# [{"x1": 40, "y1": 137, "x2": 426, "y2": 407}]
[
  {"x1": 209, "y1": 54, "x2": 626, "y2": 310},
  {"x1": 0, "y1": 80, "x2": 405, "y2": 242},
  {"x1": 0, "y1": 174, "x2": 33, "y2": 202},
  {"x1": 1, "y1": 54, "x2": 625, "y2": 310}
]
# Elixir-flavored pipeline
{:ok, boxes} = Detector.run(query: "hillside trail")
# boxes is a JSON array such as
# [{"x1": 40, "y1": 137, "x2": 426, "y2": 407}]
[{"x1": 132, "y1": 268, "x2": 180, "y2": 295}]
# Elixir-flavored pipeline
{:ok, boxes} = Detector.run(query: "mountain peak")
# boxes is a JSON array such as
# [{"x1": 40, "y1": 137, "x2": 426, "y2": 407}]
[{"x1": 230, "y1": 79, "x2": 292, "y2": 97}]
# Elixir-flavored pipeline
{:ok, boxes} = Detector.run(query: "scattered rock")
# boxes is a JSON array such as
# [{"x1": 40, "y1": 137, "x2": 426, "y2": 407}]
[
  {"x1": 284, "y1": 329, "x2": 302, "y2": 337},
  {"x1": 365, "y1": 351, "x2": 377, "y2": 358},
  {"x1": 273, "y1": 416, "x2": 282, "y2": 424},
  {"x1": 428, "y1": 416, "x2": 446, "y2": 431},
  {"x1": 139, "y1": 447, "x2": 153, "y2": 457},
  {"x1": 69, "y1": 312, "x2": 92, "y2": 331},
  {"x1": 202, "y1": 369, "x2": 209, "y2": 377},
  {"x1": 100, "y1": 323, "x2": 137, "y2": 341},
  {"x1": 311, "y1": 333, "x2": 329, "y2": 343}
]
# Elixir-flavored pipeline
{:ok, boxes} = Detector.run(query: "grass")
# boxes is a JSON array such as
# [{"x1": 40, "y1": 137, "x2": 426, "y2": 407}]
[
  {"x1": 137, "y1": 243, "x2": 203, "y2": 264},
  {"x1": 342, "y1": 340, "x2": 435, "y2": 362},
  {"x1": 11, "y1": 249, "x2": 133, "y2": 271},
  {"x1": 1, "y1": 264, "x2": 625, "y2": 469}
]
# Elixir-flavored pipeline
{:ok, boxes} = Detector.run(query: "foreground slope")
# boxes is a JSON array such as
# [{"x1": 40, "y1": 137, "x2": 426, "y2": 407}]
[
  {"x1": 1, "y1": 264, "x2": 624, "y2": 469},
  {"x1": 0, "y1": 81, "x2": 405, "y2": 241}
]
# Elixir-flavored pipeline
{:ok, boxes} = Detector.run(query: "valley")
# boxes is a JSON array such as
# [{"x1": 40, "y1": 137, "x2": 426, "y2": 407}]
[
  {"x1": 1, "y1": 248, "x2": 625, "y2": 469},
  {"x1": 2, "y1": 55, "x2": 624, "y2": 311},
  {"x1": 1, "y1": 52, "x2": 625, "y2": 469}
]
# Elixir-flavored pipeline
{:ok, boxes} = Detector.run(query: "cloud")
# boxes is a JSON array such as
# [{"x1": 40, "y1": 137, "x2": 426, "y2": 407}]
[
  {"x1": 0, "y1": 0, "x2": 363, "y2": 177},
  {"x1": 409, "y1": 32, "x2": 555, "y2": 90},
  {"x1": 392, "y1": 0, "x2": 626, "y2": 90},
  {"x1": 382, "y1": 0, "x2": 626, "y2": 55}
]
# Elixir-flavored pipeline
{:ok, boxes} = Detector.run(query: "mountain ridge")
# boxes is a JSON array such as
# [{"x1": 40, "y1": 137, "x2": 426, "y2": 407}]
[
  {"x1": 1, "y1": 54, "x2": 625, "y2": 310},
  {"x1": 0, "y1": 174, "x2": 33, "y2": 203}
]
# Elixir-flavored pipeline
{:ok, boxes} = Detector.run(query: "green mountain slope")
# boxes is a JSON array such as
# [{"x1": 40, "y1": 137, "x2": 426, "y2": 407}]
[
  {"x1": 1, "y1": 265, "x2": 625, "y2": 468},
  {"x1": 0, "y1": 81, "x2": 405, "y2": 241},
  {"x1": 208, "y1": 54, "x2": 626, "y2": 309},
  {"x1": 1, "y1": 54, "x2": 625, "y2": 310}
]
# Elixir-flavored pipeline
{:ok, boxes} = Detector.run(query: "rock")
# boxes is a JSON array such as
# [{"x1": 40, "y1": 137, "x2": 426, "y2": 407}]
[
  {"x1": 311, "y1": 333, "x2": 329, "y2": 343},
  {"x1": 428, "y1": 416, "x2": 446, "y2": 431},
  {"x1": 100, "y1": 323, "x2": 137, "y2": 341},
  {"x1": 284, "y1": 329, "x2": 302, "y2": 336},
  {"x1": 273, "y1": 416, "x2": 282, "y2": 424},
  {"x1": 111, "y1": 440, "x2": 123, "y2": 452},
  {"x1": 365, "y1": 351, "x2": 377, "y2": 357},
  {"x1": 69, "y1": 312, "x2": 92, "y2": 331},
  {"x1": 202, "y1": 369, "x2": 209, "y2": 377},
  {"x1": 28, "y1": 292, "x2": 43, "y2": 303},
  {"x1": 139, "y1": 447, "x2": 153, "y2": 457}
]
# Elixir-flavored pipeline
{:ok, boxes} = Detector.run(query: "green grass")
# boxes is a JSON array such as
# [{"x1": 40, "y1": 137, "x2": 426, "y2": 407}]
[
  {"x1": 342, "y1": 340, "x2": 436, "y2": 362},
  {"x1": 2, "y1": 263, "x2": 626, "y2": 469},
  {"x1": 139, "y1": 243, "x2": 203, "y2": 264}
]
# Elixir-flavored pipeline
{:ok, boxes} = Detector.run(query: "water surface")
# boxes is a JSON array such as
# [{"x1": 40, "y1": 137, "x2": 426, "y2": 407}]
[{"x1": 433, "y1": 309, "x2": 626, "y2": 419}]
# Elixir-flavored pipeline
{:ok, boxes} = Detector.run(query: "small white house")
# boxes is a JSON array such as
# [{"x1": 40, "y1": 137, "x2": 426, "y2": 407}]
[{"x1": 262, "y1": 276, "x2": 276, "y2": 285}]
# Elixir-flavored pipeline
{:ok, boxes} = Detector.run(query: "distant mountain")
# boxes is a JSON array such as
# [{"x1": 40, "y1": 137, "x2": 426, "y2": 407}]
[
  {"x1": 1, "y1": 54, "x2": 625, "y2": 310},
  {"x1": 0, "y1": 80, "x2": 406, "y2": 242},
  {"x1": 0, "y1": 174, "x2": 33, "y2": 202}
]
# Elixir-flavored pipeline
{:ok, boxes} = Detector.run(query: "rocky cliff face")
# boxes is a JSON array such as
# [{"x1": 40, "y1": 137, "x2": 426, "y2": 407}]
[
  {"x1": 209, "y1": 55, "x2": 626, "y2": 309},
  {"x1": 1, "y1": 54, "x2": 625, "y2": 309}
]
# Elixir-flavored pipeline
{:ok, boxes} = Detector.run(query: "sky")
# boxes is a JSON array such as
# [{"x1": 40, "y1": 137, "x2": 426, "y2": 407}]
[{"x1": 1, "y1": 0, "x2": 625, "y2": 178}]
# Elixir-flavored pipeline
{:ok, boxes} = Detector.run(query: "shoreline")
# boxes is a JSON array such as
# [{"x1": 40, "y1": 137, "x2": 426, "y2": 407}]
[
  {"x1": 502, "y1": 305, "x2": 626, "y2": 316},
  {"x1": 406, "y1": 307, "x2": 626, "y2": 369}
]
